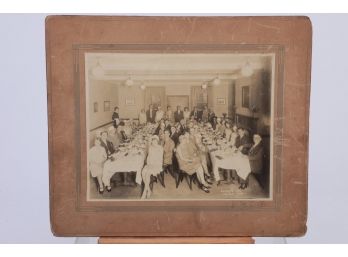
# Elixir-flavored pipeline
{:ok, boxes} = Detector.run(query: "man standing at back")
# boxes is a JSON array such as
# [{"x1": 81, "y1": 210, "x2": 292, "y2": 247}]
[
  {"x1": 190, "y1": 106, "x2": 202, "y2": 121},
  {"x1": 146, "y1": 104, "x2": 156, "y2": 123},
  {"x1": 174, "y1": 105, "x2": 184, "y2": 123}
]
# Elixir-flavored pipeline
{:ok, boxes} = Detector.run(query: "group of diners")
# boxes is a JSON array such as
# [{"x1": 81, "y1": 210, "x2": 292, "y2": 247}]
[{"x1": 88, "y1": 104, "x2": 265, "y2": 199}]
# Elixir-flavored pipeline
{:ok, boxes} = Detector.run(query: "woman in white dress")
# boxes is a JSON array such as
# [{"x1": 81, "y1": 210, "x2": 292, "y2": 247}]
[
  {"x1": 224, "y1": 122, "x2": 232, "y2": 142},
  {"x1": 88, "y1": 138, "x2": 107, "y2": 194},
  {"x1": 176, "y1": 135, "x2": 210, "y2": 192},
  {"x1": 183, "y1": 107, "x2": 190, "y2": 121},
  {"x1": 155, "y1": 105, "x2": 164, "y2": 123},
  {"x1": 138, "y1": 108, "x2": 147, "y2": 125},
  {"x1": 230, "y1": 124, "x2": 239, "y2": 147},
  {"x1": 141, "y1": 136, "x2": 164, "y2": 199}
]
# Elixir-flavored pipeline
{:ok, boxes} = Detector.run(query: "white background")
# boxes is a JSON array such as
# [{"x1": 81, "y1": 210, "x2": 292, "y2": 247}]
[{"x1": 0, "y1": 14, "x2": 347, "y2": 243}]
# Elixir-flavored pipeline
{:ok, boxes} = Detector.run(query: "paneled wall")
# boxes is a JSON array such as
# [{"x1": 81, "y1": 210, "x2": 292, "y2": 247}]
[
  {"x1": 88, "y1": 79, "x2": 119, "y2": 130},
  {"x1": 88, "y1": 81, "x2": 237, "y2": 128},
  {"x1": 207, "y1": 81, "x2": 234, "y2": 117},
  {"x1": 118, "y1": 85, "x2": 145, "y2": 119},
  {"x1": 234, "y1": 69, "x2": 271, "y2": 135}
]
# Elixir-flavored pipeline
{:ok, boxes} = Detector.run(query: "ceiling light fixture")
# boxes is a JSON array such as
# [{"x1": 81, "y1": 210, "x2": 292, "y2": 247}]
[
  {"x1": 125, "y1": 77, "x2": 134, "y2": 87},
  {"x1": 212, "y1": 76, "x2": 220, "y2": 86},
  {"x1": 241, "y1": 61, "x2": 254, "y2": 77},
  {"x1": 91, "y1": 60, "x2": 104, "y2": 77}
]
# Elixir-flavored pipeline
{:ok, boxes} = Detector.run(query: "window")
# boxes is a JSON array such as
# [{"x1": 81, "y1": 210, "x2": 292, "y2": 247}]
[{"x1": 242, "y1": 86, "x2": 250, "y2": 108}]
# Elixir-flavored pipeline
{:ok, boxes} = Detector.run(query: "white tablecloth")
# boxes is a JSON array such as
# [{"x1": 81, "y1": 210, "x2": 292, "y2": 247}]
[
  {"x1": 102, "y1": 151, "x2": 146, "y2": 187},
  {"x1": 209, "y1": 149, "x2": 251, "y2": 181}
]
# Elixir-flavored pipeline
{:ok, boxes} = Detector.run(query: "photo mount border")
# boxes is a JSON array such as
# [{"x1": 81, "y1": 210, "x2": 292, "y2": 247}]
[{"x1": 73, "y1": 43, "x2": 285, "y2": 213}]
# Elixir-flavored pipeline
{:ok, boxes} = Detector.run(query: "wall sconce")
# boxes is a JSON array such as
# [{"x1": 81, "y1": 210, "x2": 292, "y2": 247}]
[
  {"x1": 201, "y1": 82, "x2": 208, "y2": 89},
  {"x1": 212, "y1": 76, "x2": 220, "y2": 86},
  {"x1": 125, "y1": 77, "x2": 134, "y2": 87},
  {"x1": 140, "y1": 83, "x2": 146, "y2": 90}
]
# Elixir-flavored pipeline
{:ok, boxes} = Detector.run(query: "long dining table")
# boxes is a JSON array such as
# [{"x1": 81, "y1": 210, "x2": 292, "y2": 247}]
[
  {"x1": 200, "y1": 128, "x2": 252, "y2": 182},
  {"x1": 101, "y1": 124, "x2": 157, "y2": 187}
]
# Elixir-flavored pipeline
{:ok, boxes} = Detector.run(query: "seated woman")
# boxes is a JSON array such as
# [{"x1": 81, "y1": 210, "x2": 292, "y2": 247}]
[
  {"x1": 154, "y1": 121, "x2": 166, "y2": 142},
  {"x1": 141, "y1": 136, "x2": 164, "y2": 199},
  {"x1": 214, "y1": 118, "x2": 224, "y2": 135},
  {"x1": 239, "y1": 134, "x2": 264, "y2": 190},
  {"x1": 163, "y1": 130, "x2": 175, "y2": 176},
  {"x1": 176, "y1": 135, "x2": 210, "y2": 193},
  {"x1": 123, "y1": 120, "x2": 133, "y2": 137},
  {"x1": 224, "y1": 122, "x2": 232, "y2": 142},
  {"x1": 230, "y1": 124, "x2": 239, "y2": 147},
  {"x1": 88, "y1": 138, "x2": 107, "y2": 194}
]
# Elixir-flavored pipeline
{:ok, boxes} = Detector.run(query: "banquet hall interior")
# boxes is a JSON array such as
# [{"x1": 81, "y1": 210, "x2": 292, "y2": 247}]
[{"x1": 86, "y1": 53, "x2": 272, "y2": 200}]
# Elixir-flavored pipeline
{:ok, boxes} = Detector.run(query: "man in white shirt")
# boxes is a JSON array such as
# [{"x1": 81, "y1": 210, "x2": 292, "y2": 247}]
[{"x1": 155, "y1": 105, "x2": 164, "y2": 122}]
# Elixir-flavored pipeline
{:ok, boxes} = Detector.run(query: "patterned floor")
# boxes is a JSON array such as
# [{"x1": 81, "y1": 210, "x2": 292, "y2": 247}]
[{"x1": 89, "y1": 171, "x2": 269, "y2": 200}]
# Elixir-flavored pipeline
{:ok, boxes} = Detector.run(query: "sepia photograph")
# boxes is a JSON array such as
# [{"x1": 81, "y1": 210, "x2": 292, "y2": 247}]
[{"x1": 85, "y1": 52, "x2": 274, "y2": 201}]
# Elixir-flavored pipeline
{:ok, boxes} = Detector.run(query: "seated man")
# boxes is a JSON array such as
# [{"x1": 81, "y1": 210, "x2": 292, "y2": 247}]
[
  {"x1": 100, "y1": 131, "x2": 115, "y2": 157},
  {"x1": 117, "y1": 121, "x2": 128, "y2": 142},
  {"x1": 194, "y1": 133, "x2": 213, "y2": 183},
  {"x1": 170, "y1": 126, "x2": 179, "y2": 145},
  {"x1": 235, "y1": 127, "x2": 252, "y2": 155},
  {"x1": 239, "y1": 134, "x2": 264, "y2": 190},
  {"x1": 107, "y1": 126, "x2": 120, "y2": 150},
  {"x1": 178, "y1": 118, "x2": 187, "y2": 135},
  {"x1": 176, "y1": 135, "x2": 210, "y2": 193},
  {"x1": 190, "y1": 106, "x2": 202, "y2": 121}
]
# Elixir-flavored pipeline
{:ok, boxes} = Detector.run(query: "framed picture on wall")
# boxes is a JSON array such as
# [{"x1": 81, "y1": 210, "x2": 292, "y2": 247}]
[
  {"x1": 103, "y1": 101, "x2": 110, "y2": 112},
  {"x1": 125, "y1": 98, "x2": 135, "y2": 106},
  {"x1": 46, "y1": 15, "x2": 312, "y2": 239},
  {"x1": 216, "y1": 97, "x2": 226, "y2": 105},
  {"x1": 93, "y1": 102, "x2": 98, "y2": 113}
]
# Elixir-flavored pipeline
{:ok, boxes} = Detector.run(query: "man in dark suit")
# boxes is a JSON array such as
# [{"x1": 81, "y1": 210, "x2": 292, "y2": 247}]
[
  {"x1": 248, "y1": 134, "x2": 264, "y2": 174},
  {"x1": 100, "y1": 131, "x2": 115, "y2": 157},
  {"x1": 190, "y1": 106, "x2": 202, "y2": 121},
  {"x1": 146, "y1": 104, "x2": 156, "y2": 123},
  {"x1": 208, "y1": 109, "x2": 215, "y2": 125},
  {"x1": 235, "y1": 128, "x2": 252, "y2": 155},
  {"x1": 170, "y1": 126, "x2": 179, "y2": 145},
  {"x1": 239, "y1": 134, "x2": 264, "y2": 190},
  {"x1": 164, "y1": 119, "x2": 171, "y2": 131},
  {"x1": 112, "y1": 107, "x2": 119, "y2": 128},
  {"x1": 177, "y1": 118, "x2": 187, "y2": 135},
  {"x1": 174, "y1": 105, "x2": 184, "y2": 123}
]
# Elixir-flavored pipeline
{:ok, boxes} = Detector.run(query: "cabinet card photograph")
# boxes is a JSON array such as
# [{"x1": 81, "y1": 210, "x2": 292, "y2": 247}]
[
  {"x1": 47, "y1": 15, "x2": 311, "y2": 237},
  {"x1": 85, "y1": 51, "x2": 275, "y2": 201}
]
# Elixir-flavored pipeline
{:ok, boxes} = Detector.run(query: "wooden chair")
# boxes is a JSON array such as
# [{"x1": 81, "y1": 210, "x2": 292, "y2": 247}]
[
  {"x1": 149, "y1": 171, "x2": 165, "y2": 191},
  {"x1": 175, "y1": 170, "x2": 199, "y2": 190}
]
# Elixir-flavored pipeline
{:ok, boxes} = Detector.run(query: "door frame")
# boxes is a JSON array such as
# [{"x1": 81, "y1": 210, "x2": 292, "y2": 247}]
[{"x1": 167, "y1": 95, "x2": 190, "y2": 110}]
